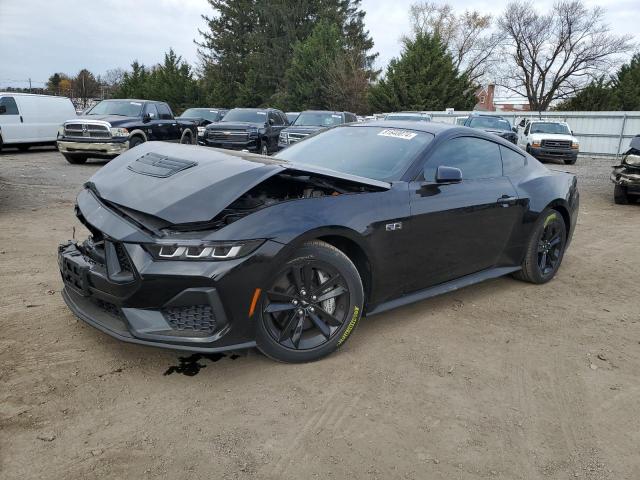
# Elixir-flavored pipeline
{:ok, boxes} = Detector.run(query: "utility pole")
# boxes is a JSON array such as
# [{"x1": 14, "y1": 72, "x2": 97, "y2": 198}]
[{"x1": 29, "y1": 78, "x2": 32, "y2": 93}]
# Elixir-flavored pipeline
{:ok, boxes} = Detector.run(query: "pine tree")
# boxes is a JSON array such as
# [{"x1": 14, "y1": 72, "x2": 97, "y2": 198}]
[
  {"x1": 556, "y1": 77, "x2": 620, "y2": 111},
  {"x1": 368, "y1": 32, "x2": 476, "y2": 112},
  {"x1": 615, "y1": 54, "x2": 640, "y2": 111},
  {"x1": 197, "y1": 0, "x2": 377, "y2": 107}
]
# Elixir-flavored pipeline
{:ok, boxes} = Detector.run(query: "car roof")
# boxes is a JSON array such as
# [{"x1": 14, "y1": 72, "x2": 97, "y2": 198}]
[
  {"x1": 230, "y1": 107, "x2": 281, "y2": 112},
  {"x1": 352, "y1": 120, "x2": 519, "y2": 146}
]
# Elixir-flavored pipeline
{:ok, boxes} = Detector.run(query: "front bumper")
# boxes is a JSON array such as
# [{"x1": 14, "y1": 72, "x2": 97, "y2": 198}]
[
  {"x1": 529, "y1": 146, "x2": 578, "y2": 162},
  {"x1": 58, "y1": 190, "x2": 287, "y2": 352},
  {"x1": 57, "y1": 138, "x2": 129, "y2": 158},
  {"x1": 203, "y1": 137, "x2": 259, "y2": 152},
  {"x1": 611, "y1": 166, "x2": 640, "y2": 194}
]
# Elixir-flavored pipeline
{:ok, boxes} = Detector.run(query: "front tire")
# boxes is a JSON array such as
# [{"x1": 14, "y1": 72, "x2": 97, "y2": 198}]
[
  {"x1": 62, "y1": 153, "x2": 87, "y2": 164},
  {"x1": 256, "y1": 241, "x2": 364, "y2": 363},
  {"x1": 180, "y1": 131, "x2": 194, "y2": 145},
  {"x1": 513, "y1": 209, "x2": 567, "y2": 284},
  {"x1": 129, "y1": 136, "x2": 144, "y2": 149},
  {"x1": 564, "y1": 158, "x2": 577, "y2": 165},
  {"x1": 260, "y1": 140, "x2": 269, "y2": 156},
  {"x1": 614, "y1": 184, "x2": 629, "y2": 205}
]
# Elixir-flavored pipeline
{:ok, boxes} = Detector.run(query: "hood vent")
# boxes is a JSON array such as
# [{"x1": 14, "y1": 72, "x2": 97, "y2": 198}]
[{"x1": 127, "y1": 152, "x2": 197, "y2": 178}]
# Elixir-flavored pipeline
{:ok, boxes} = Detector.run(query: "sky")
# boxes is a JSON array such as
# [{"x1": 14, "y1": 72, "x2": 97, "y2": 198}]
[{"x1": 0, "y1": 0, "x2": 637, "y2": 89}]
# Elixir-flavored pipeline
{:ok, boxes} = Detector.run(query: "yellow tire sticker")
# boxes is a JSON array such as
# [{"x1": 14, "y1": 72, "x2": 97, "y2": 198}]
[
  {"x1": 544, "y1": 213, "x2": 558, "y2": 227},
  {"x1": 337, "y1": 306, "x2": 360, "y2": 346}
]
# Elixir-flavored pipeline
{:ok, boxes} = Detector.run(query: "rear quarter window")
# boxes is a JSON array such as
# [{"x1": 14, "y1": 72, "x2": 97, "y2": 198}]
[{"x1": 500, "y1": 146, "x2": 527, "y2": 176}]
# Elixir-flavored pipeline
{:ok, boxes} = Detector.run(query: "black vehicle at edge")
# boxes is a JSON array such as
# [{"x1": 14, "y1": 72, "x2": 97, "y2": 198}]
[
  {"x1": 58, "y1": 121, "x2": 579, "y2": 363},
  {"x1": 464, "y1": 113, "x2": 518, "y2": 144},
  {"x1": 611, "y1": 135, "x2": 640, "y2": 204},
  {"x1": 203, "y1": 107, "x2": 288, "y2": 155},
  {"x1": 57, "y1": 99, "x2": 198, "y2": 164},
  {"x1": 176, "y1": 107, "x2": 228, "y2": 144},
  {"x1": 277, "y1": 110, "x2": 357, "y2": 150}
]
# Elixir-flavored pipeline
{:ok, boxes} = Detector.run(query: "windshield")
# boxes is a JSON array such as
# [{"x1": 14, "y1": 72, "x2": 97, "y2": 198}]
[
  {"x1": 88, "y1": 100, "x2": 143, "y2": 117},
  {"x1": 180, "y1": 108, "x2": 220, "y2": 122},
  {"x1": 294, "y1": 112, "x2": 343, "y2": 127},
  {"x1": 221, "y1": 109, "x2": 267, "y2": 124},
  {"x1": 385, "y1": 114, "x2": 429, "y2": 122},
  {"x1": 530, "y1": 122, "x2": 571, "y2": 135},
  {"x1": 469, "y1": 116, "x2": 511, "y2": 131},
  {"x1": 275, "y1": 126, "x2": 433, "y2": 181}
]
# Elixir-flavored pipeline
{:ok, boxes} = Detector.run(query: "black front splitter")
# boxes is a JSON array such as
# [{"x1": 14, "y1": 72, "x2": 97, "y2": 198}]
[{"x1": 61, "y1": 287, "x2": 257, "y2": 354}]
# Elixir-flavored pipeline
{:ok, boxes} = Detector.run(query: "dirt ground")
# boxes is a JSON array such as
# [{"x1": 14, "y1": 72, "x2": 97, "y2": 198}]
[{"x1": 1, "y1": 146, "x2": 638, "y2": 480}]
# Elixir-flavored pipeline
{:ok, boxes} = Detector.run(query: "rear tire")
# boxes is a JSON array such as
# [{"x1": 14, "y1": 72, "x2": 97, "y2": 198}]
[
  {"x1": 62, "y1": 153, "x2": 88, "y2": 164},
  {"x1": 180, "y1": 131, "x2": 194, "y2": 145},
  {"x1": 613, "y1": 184, "x2": 629, "y2": 205},
  {"x1": 256, "y1": 240, "x2": 364, "y2": 363},
  {"x1": 513, "y1": 209, "x2": 567, "y2": 284}
]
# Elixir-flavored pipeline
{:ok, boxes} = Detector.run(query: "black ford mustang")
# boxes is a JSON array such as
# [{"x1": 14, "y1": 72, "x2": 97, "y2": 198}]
[{"x1": 59, "y1": 121, "x2": 579, "y2": 362}]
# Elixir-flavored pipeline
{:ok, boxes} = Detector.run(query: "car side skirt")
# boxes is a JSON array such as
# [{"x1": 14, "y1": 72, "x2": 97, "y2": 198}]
[{"x1": 366, "y1": 266, "x2": 521, "y2": 316}]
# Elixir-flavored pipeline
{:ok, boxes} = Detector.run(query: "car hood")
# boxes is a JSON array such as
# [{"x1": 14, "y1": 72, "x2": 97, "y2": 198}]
[
  {"x1": 72, "y1": 115, "x2": 137, "y2": 126},
  {"x1": 529, "y1": 133, "x2": 576, "y2": 142},
  {"x1": 207, "y1": 121, "x2": 264, "y2": 131},
  {"x1": 177, "y1": 117, "x2": 210, "y2": 126},
  {"x1": 283, "y1": 125, "x2": 326, "y2": 135},
  {"x1": 85, "y1": 142, "x2": 389, "y2": 225}
]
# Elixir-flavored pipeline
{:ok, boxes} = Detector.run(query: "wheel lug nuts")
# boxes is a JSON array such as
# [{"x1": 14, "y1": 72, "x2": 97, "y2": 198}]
[
  {"x1": 292, "y1": 299, "x2": 298, "y2": 305},
  {"x1": 300, "y1": 289, "x2": 307, "y2": 296},
  {"x1": 309, "y1": 307, "x2": 315, "y2": 313},
  {"x1": 297, "y1": 309, "x2": 304, "y2": 316},
  {"x1": 311, "y1": 295, "x2": 317, "y2": 301}
]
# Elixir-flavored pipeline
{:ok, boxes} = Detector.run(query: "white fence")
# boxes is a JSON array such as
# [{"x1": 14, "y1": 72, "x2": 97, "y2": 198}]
[{"x1": 424, "y1": 111, "x2": 640, "y2": 158}]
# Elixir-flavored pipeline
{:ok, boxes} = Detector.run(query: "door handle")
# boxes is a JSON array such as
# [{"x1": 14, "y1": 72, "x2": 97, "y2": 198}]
[{"x1": 497, "y1": 195, "x2": 517, "y2": 206}]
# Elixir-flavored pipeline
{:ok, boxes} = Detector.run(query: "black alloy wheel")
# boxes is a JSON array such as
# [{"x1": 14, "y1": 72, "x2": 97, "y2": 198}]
[
  {"x1": 257, "y1": 241, "x2": 363, "y2": 362},
  {"x1": 513, "y1": 209, "x2": 567, "y2": 284},
  {"x1": 537, "y1": 217, "x2": 564, "y2": 276},
  {"x1": 261, "y1": 141, "x2": 269, "y2": 156}
]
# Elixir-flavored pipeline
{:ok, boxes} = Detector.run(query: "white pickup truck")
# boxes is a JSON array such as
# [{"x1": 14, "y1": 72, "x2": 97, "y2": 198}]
[{"x1": 515, "y1": 119, "x2": 579, "y2": 165}]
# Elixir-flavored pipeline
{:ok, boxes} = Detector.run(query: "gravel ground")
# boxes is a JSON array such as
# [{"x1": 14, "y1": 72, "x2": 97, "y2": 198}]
[{"x1": 1, "y1": 147, "x2": 639, "y2": 480}]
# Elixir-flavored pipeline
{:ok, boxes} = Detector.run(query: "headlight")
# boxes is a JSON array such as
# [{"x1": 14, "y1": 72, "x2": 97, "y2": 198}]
[
  {"x1": 531, "y1": 142, "x2": 541, "y2": 148},
  {"x1": 145, "y1": 239, "x2": 264, "y2": 261},
  {"x1": 197, "y1": 126, "x2": 206, "y2": 135},
  {"x1": 58, "y1": 126, "x2": 65, "y2": 137},
  {"x1": 110, "y1": 127, "x2": 129, "y2": 137},
  {"x1": 571, "y1": 142, "x2": 579, "y2": 150},
  {"x1": 279, "y1": 132, "x2": 288, "y2": 143},
  {"x1": 248, "y1": 127, "x2": 259, "y2": 137},
  {"x1": 624, "y1": 153, "x2": 640, "y2": 166}
]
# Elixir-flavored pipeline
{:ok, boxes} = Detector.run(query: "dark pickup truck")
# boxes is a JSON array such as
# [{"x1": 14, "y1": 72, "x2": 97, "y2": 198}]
[
  {"x1": 57, "y1": 99, "x2": 198, "y2": 164},
  {"x1": 278, "y1": 110, "x2": 357, "y2": 150},
  {"x1": 203, "y1": 108, "x2": 288, "y2": 155}
]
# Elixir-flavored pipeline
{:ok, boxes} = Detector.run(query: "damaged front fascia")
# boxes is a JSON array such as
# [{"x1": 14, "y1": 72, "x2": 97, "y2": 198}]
[{"x1": 611, "y1": 166, "x2": 640, "y2": 186}]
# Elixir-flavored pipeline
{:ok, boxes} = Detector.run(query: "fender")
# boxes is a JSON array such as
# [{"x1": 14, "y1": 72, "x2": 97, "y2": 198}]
[{"x1": 128, "y1": 128, "x2": 147, "y2": 142}]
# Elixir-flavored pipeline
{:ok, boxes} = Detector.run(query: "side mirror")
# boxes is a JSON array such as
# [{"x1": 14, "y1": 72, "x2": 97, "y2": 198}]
[
  {"x1": 512, "y1": 126, "x2": 517, "y2": 133},
  {"x1": 571, "y1": 130, "x2": 575, "y2": 136},
  {"x1": 0, "y1": 105, "x2": 6, "y2": 114},
  {"x1": 268, "y1": 118, "x2": 274, "y2": 125},
  {"x1": 435, "y1": 166, "x2": 463, "y2": 184},
  {"x1": 142, "y1": 113, "x2": 151, "y2": 123}
]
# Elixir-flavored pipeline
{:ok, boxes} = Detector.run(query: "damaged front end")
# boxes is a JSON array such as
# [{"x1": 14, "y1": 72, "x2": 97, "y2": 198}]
[
  {"x1": 58, "y1": 142, "x2": 387, "y2": 352},
  {"x1": 611, "y1": 137, "x2": 640, "y2": 201}
]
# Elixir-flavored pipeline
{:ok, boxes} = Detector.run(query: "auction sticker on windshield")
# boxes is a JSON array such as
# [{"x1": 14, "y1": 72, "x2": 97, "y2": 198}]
[{"x1": 378, "y1": 129, "x2": 418, "y2": 140}]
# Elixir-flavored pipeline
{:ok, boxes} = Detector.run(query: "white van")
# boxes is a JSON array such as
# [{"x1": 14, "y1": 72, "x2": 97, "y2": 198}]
[{"x1": 0, "y1": 93, "x2": 76, "y2": 152}]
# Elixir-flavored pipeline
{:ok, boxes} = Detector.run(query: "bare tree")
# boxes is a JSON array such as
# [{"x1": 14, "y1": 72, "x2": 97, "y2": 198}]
[
  {"x1": 497, "y1": 0, "x2": 633, "y2": 111},
  {"x1": 408, "y1": 2, "x2": 502, "y2": 84}
]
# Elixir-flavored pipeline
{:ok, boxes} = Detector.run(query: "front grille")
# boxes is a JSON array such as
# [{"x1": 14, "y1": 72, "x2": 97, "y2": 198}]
[
  {"x1": 96, "y1": 299, "x2": 123, "y2": 318},
  {"x1": 288, "y1": 132, "x2": 309, "y2": 143},
  {"x1": 114, "y1": 243, "x2": 133, "y2": 273},
  {"x1": 64, "y1": 122, "x2": 111, "y2": 139},
  {"x1": 207, "y1": 130, "x2": 249, "y2": 142},
  {"x1": 162, "y1": 305, "x2": 217, "y2": 334},
  {"x1": 541, "y1": 139, "x2": 571, "y2": 149}
]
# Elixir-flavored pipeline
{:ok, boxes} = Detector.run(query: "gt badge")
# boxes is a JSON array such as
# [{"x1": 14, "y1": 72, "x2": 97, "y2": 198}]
[{"x1": 385, "y1": 222, "x2": 402, "y2": 231}]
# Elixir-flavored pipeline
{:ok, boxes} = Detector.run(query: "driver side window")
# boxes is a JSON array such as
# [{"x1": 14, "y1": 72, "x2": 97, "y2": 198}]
[
  {"x1": 424, "y1": 137, "x2": 502, "y2": 181},
  {"x1": 144, "y1": 104, "x2": 158, "y2": 120}
]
